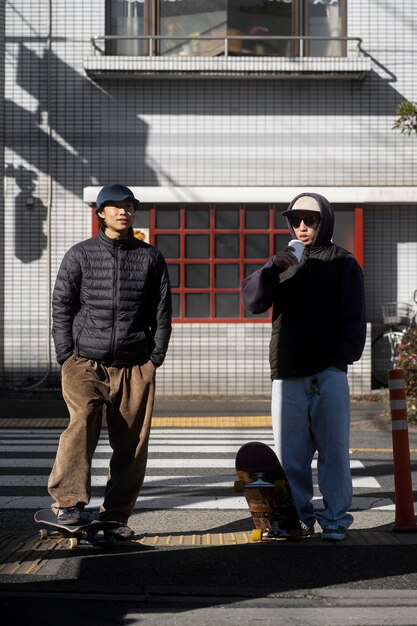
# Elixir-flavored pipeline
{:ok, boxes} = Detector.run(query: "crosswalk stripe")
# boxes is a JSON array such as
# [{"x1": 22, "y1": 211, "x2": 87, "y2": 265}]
[
  {"x1": 0, "y1": 428, "x2": 389, "y2": 512},
  {"x1": 0, "y1": 474, "x2": 380, "y2": 489},
  {"x1": 0, "y1": 440, "x2": 270, "y2": 455}
]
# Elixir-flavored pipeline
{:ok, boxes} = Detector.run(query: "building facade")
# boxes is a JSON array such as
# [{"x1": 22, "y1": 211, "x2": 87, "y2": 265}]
[{"x1": 1, "y1": 0, "x2": 416, "y2": 394}]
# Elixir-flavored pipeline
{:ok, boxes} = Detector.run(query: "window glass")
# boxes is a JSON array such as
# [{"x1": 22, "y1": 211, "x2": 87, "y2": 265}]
[
  {"x1": 215, "y1": 263, "x2": 239, "y2": 287},
  {"x1": 275, "y1": 233, "x2": 291, "y2": 255},
  {"x1": 333, "y1": 210, "x2": 354, "y2": 252},
  {"x1": 106, "y1": 0, "x2": 144, "y2": 55},
  {"x1": 215, "y1": 207, "x2": 239, "y2": 229},
  {"x1": 227, "y1": 0, "x2": 293, "y2": 56},
  {"x1": 107, "y1": 1, "x2": 345, "y2": 59},
  {"x1": 215, "y1": 234, "x2": 239, "y2": 258},
  {"x1": 133, "y1": 205, "x2": 150, "y2": 228},
  {"x1": 155, "y1": 234, "x2": 180, "y2": 258},
  {"x1": 160, "y1": 0, "x2": 227, "y2": 56},
  {"x1": 185, "y1": 293, "x2": 210, "y2": 318},
  {"x1": 244, "y1": 262, "x2": 264, "y2": 277},
  {"x1": 308, "y1": 0, "x2": 344, "y2": 57},
  {"x1": 172, "y1": 293, "x2": 180, "y2": 318},
  {"x1": 185, "y1": 234, "x2": 210, "y2": 258},
  {"x1": 245, "y1": 234, "x2": 269, "y2": 258},
  {"x1": 275, "y1": 207, "x2": 289, "y2": 229},
  {"x1": 186, "y1": 264, "x2": 210, "y2": 288},
  {"x1": 156, "y1": 207, "x2": 180, "y2": 229},
  {"x1": 215, "y1": 293, "x2": 240, "y2": 318},
  {"x1": 167, "y1": 263, "x2": 180, "y2": 288},
  {"x1": 185, "y1": 207, "x2": 210, "y2": 229},
  {"x1": 245, "y1": 207, "x2": 269, "y2": 229}
]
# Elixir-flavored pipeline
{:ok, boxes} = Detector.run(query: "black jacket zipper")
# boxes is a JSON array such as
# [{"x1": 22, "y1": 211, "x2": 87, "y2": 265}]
[{"x1": 109, "y1": 241, "x2": 121, "y2": 361}]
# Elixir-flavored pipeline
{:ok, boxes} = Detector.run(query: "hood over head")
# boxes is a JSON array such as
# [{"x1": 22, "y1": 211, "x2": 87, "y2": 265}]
[{"x1": 282, "y1": 192, "x2": 334, "y2": 247}]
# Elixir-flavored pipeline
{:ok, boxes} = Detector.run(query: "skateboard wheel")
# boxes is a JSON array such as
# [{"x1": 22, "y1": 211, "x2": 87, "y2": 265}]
[
  {"x1": 39, "y1": 529, "x2": 49, "y2": 540},
  {"x1": 68, "y1": 537, "x2": 78, "y2": 549},
  {"x1": 234, "y1": 480, "x2": 245, "y2": 493},
  {"x1": 251, "y1": 529, "x2": 263, "y2": 542}
]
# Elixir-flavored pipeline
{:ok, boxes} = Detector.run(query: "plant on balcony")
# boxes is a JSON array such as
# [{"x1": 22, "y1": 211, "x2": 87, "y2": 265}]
[{"x1": 392, "y1": 101, "x2": 417, "y2": 136}]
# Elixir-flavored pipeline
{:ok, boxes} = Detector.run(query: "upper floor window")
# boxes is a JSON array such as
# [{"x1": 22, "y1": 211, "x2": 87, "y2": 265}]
[{"x1": 106, "y1": 0, "x2": 347, "y2": 57}]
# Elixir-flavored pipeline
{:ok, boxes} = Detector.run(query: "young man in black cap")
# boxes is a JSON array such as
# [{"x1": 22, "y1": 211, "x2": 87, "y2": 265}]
[
  {"x1": 48, "y1": 184, "x2": 172, "y2": 537},
  {"x1": 242, "y1": 192, "x2": 366, "y2": 541}
]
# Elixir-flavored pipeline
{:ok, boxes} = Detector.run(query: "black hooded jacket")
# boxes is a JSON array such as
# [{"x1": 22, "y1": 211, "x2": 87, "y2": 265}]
[
  {"x1": 52, "y1": 228, "x2": 172, "y2": 367},
  {"x1": 242, "y1": 193, "x2": 366, "y2": 378}
]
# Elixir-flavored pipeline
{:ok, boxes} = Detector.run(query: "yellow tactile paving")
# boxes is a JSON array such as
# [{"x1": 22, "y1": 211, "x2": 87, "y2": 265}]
[
  {"x1": 0, "y1": 416, "x2": 272, "y2": 429},
  {"x1": 1, "y1": 529, "x2": 415, "y2": 575},
  {"x1": 135, "y1": 531, "x2": 257, "y2": 547}
]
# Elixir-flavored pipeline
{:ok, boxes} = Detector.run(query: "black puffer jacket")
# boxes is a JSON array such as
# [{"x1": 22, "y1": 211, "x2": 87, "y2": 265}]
[
  {"x1": 52, "y1": 229, "x2": 172, "y2": 367},
  {"x1": 242, "y1": 193, "x2": 366, "y2": 379}
]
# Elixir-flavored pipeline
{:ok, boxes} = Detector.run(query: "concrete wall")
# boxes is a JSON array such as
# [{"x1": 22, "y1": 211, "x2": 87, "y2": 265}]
[{"x1": 2, "y1": 0, "x2": 416, "y2": 391}]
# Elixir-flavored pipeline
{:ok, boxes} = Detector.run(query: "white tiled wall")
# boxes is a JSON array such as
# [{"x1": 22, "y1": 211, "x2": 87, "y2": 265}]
[
  {"x1": 157, "y1": 323, "x2": 372, "y2": 396},
  {"x1": 1, "y1": 0, "x2": 415, "y2": 391}
]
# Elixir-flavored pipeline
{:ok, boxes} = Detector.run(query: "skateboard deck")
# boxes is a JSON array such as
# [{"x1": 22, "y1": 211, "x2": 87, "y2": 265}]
[
  {"x1": 235, "y1": 441, "x2": 301, "y2": 542},
  {"x1": 34, "y1": 509, "x2": 122, "y2": 549}
]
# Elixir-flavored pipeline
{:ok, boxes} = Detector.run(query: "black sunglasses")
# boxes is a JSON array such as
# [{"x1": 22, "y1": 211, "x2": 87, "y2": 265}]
[{"x1": 287, "y1": 213, "x2": 320, "y2": 228}]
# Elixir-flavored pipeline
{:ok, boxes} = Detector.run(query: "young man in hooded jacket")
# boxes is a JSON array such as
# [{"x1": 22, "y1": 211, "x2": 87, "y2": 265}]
[
  {"x1": 242, "y1": 193, "x2": 366, "y2": 541},
  {"x1": 48, "y1": 184, "x2": 172, "y2": 537}
]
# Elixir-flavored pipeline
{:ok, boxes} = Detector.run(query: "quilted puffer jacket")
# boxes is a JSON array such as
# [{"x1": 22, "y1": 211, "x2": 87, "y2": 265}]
[
  {"x1": 242, "y1": 193, "x2": 366, "y2": 378},
  {"x1": 52, "y1": 229, "x2": 172, "y2": 367}
]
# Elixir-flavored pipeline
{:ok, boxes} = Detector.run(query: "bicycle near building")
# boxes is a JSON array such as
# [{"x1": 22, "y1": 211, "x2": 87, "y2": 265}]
[{"x1": 372, "y1": 292, "x2": 417, "y2": 388}]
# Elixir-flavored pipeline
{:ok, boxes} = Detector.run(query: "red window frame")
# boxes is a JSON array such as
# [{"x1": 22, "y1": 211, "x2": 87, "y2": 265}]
[
  {"x1": 150, "y1": 203, "x2": 288, "y2": 323},
  {"x1": 91, "y1": 203, "x2": 364, "y2": 322}
]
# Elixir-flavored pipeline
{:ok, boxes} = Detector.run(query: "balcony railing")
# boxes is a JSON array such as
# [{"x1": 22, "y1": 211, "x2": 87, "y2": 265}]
[
  {"x1": 91, "y1": 34, "x2": 364, "y2": 57},
  {"x1": 84, "y1": 35, "x2": 371, "y2": 79}
]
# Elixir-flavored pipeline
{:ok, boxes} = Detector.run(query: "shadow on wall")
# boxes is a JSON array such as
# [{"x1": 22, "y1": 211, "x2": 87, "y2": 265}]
[
  {"x1": 2, "y1": 39, "x2": 158, "y2": 386},
  {"x1": 5, "y1": 40, "x2": 158, "y2": 217},
  {"x1": 5, "y1": 164, "x2": 47, "y2": 264}
]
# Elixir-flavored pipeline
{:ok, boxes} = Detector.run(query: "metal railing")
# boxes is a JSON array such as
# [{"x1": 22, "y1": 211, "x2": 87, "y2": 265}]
[{"x1": 91, "y1": 35, "x2": 363, "y2": 58}]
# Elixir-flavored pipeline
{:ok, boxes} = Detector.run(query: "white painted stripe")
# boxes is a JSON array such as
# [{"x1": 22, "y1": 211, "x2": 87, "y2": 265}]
[
  {"x1": 372, "y1": 504, "x2": 396, "y2": 511},
  {"x1": 0, "y1": 474, "x2": 236, "y2": 488},
  {"x1": 0, "y1": 429, "x2": 273, "y2": 436},
  {"x1": 0, "y1": 494, "x2": 391, "y2": 511},
  {"x1": 351, "y1": 477, "x2": 381, "y2": 488},
  {"x1": 0, "y1": 458, "x2": 233, "y2": 468},
  {"x1": 391, "y1": 420, "x2": 409, "y2": 431},
  {"x1": 0, "y1": 474, "x2": 381, "y2": 489},
  {"x1": 0, "y1": 495, "x2": 248, "y2": 510},
  {"x1": 0, "y1": 434, "x2": 274, "y2": 441},
  {"x1": 0, "y1": 457, "x2": 365, "y2": 469},
  {"x1": 0, "y1": 443, "x2": 272, "y2": 453},
  {"x1": 388, "y1": 379, "x2": 406, "y2": 389},
  {"x1": 390, "y1": 399, "x2": 407, "y2": 410}
]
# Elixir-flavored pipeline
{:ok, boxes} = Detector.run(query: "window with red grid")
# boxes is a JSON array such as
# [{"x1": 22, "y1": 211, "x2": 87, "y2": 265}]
[
  {"x1": 92, "y1": 202, "x2": 360, "y2": 322},
  {"x1": 144, "y1": 204, "x2": 291, "y2": 322}
]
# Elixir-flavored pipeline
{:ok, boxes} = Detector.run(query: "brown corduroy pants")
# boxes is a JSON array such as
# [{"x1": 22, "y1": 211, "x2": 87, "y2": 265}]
[{"x1": 48, "y1": 355, "x2": 156, "y2": 523}]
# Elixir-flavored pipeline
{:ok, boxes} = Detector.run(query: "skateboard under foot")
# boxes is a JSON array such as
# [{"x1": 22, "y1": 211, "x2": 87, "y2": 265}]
[{"x1": 34, "y1": 509, "x2": 123, "y2": 549}]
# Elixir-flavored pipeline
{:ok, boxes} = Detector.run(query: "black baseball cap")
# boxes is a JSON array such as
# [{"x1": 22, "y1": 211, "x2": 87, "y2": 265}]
[{"x1": 95, "y1": 184, "x2": 139, "y2": 211}]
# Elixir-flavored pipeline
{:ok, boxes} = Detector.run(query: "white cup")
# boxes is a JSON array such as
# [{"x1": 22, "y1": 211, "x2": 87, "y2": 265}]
[{"x1": 288, "y1": 239, "x2": 305, "y2": 262}]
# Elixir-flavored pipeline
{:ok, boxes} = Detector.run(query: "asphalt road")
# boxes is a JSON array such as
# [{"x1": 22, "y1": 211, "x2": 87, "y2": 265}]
[{"x1": 1, "y1": 393, "x2": 417, "y2": 625}]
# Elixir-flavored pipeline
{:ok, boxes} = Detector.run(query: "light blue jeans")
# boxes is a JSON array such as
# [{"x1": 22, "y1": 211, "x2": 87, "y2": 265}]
[{"x1": 271, "y1": 368, "x2": 353, "y2": 530}]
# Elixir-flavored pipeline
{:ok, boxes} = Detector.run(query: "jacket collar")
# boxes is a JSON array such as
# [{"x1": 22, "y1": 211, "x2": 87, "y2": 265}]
[{"x1": 98, "y1": 227, "x2": 136, "y2": 249}]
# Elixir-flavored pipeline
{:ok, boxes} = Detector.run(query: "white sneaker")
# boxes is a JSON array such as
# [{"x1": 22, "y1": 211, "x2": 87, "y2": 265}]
[
  {"x1": 112, "y1": 523, "x2": 134, "y2": 539},
  {"x1": 57, "y1": 507, "x2": 82, "y2": 525}
]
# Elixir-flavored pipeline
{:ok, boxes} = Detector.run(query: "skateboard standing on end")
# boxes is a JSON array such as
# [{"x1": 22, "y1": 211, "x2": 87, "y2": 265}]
[
  {"x1": 34, "y1": 509, "x2": 122, "y2": 549},
  {"x1": 235, "y1": 441, "x2": 301, "y2": 542}
]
